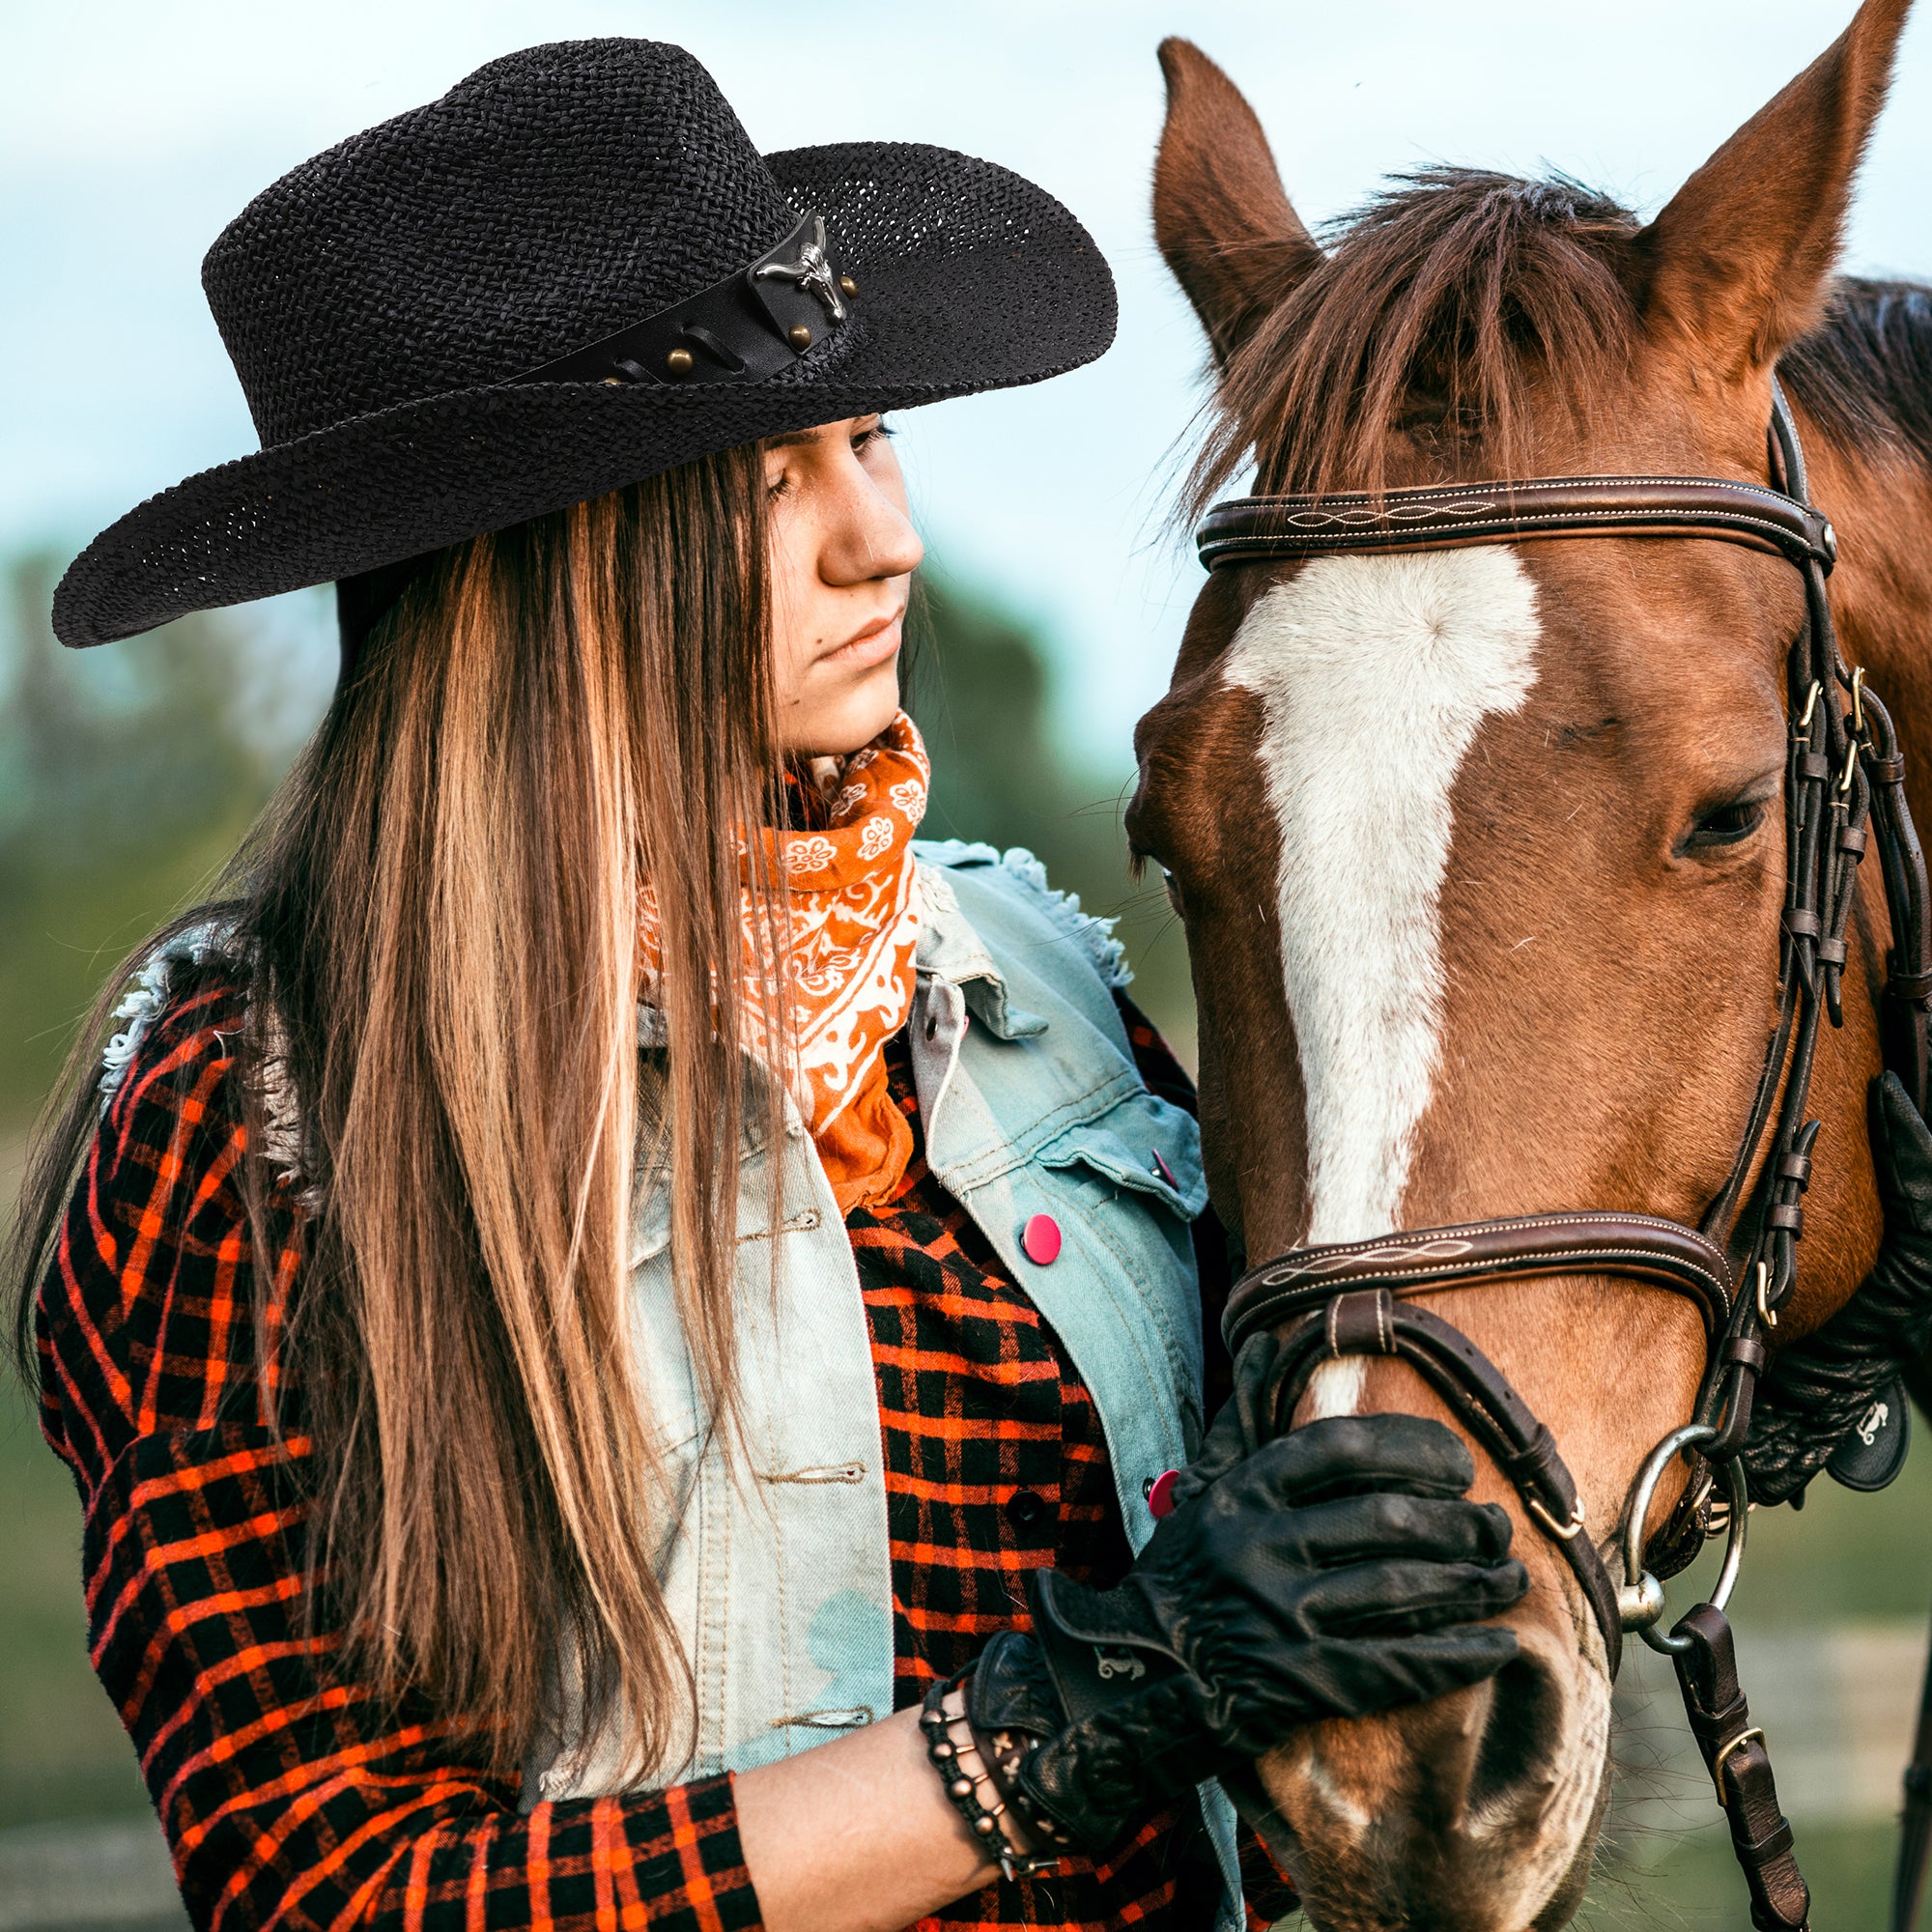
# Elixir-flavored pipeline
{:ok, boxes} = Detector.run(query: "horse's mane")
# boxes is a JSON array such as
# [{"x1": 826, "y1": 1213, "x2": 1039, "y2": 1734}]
[
  {"x1": 1188, "y1": 163, "x2": 1932, "y2": 510},
  {"x1": 1783, "y1": 278, "x2": 1932, "y2": 475}
]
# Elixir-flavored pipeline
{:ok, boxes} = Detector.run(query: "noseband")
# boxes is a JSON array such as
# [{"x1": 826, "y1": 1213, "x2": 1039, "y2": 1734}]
[{"x1": 1194, "y1": 387, "x2": 1932, "y2": 1932}]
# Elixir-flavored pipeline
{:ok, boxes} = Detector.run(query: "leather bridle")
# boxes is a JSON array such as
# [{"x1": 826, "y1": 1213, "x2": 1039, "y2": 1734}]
[{"x1": 1193, "y1": 386, "x2": 1932, "y2": 1932}]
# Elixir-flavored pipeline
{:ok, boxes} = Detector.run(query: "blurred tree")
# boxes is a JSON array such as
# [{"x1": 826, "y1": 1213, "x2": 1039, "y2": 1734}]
[
  {"x1": 907, "y1": 572, "x2": 1194, "y2": 1062},
  {"x1": 0, "y1": 552, "x2": 284, "y2": 1125}
]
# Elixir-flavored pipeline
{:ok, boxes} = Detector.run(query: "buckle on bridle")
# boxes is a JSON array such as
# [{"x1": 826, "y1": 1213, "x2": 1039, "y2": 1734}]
[
  {"x1": 1526, "y1": 1495, "x2": 1587, "y2": 1542},
  {"x1": 1712, "y1": 1725, "x2": 1767, "y2": 1804}
]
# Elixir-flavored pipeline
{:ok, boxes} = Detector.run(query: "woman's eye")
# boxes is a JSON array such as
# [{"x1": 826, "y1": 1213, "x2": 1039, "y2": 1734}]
[
  {"x1": 1683, "y1": 799, "x2": 1769, "y2": 851},
  {"x1": 852, "y1": 420, "x2": 894, "y2": 453}
]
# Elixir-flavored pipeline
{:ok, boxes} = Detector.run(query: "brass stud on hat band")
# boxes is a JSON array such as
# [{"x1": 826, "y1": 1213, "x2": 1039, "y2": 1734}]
[
  {"x1": 839, "y1": 275, "x2": 858, "y2": 297},
  {"x1": 788, "y1": 325, "x2": 812, "y2": 350},
  {"x1": 666, "y1": 347, "x2": 695, "y2": 375}
]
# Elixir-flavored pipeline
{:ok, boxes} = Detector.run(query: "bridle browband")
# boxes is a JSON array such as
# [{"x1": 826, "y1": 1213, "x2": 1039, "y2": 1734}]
[
  {"x1": 1197, "y1": 470, "x2": 1837, "y2": 574},
  {"x1": 1193, "y1": 385, "x2": 1932, "y2": 1932}
]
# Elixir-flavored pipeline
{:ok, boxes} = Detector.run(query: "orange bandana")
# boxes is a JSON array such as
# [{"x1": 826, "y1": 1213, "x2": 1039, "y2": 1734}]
[{"x1": 640, "y1": 713, "x2": 928, "y2": 1215}]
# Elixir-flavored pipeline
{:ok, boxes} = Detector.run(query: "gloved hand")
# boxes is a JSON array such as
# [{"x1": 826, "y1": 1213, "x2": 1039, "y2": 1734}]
[
  {"x1": 1745, "y1": 1071, "x2": 1932, "y2": 1505},
  {"x1": 964, "y1": 1406, "x2": 1527, "y2": 1857}
]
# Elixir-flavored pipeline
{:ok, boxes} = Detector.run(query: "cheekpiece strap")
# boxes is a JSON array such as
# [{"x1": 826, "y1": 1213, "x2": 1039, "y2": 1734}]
[{"x1": 507, "y1": 211, "x2": 856, "y2": 389}]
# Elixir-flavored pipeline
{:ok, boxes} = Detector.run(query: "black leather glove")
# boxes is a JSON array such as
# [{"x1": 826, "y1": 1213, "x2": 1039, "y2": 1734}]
[
  {"x1": 1745, "y1": 1071, "x2": 1932, "y2": 1505},
  {"x1": 965, "y1": 1407, "x2": 1526, "y2": 1856}
]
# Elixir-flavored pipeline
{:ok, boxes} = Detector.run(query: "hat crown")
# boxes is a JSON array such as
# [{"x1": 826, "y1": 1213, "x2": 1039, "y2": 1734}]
[{"x1": 203, "y1": 40, "x2": 798, "y2": 446}]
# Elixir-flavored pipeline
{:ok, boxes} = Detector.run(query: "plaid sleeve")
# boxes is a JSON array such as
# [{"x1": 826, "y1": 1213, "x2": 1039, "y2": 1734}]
[{"x1": 34, "y1": 982, "x2": 762, "y2": 1932}]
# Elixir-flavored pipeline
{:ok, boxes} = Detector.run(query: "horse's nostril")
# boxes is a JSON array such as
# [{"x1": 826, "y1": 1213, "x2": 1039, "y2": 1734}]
[{"x1": 1467, "y1": 1653, "x2": 1558, "y2": 1814}]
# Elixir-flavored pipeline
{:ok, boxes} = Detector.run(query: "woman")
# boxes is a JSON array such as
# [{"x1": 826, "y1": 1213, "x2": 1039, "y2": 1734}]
[{"x1": 11, "y1": 41, "x2": 1527, "y2": 1932}]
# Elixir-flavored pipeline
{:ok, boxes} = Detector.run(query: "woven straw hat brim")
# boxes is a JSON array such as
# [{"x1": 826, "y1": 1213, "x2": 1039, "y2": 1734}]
[{"x1": 54, "y1": 142, "x2": 1116, "y2": 648}]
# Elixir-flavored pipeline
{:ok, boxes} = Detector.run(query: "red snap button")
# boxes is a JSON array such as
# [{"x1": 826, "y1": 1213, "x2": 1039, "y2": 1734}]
[
  {"x1": 1146, "y1": 1469, "x2": 1180, "y2": 1519},
  {"x1": 1021, "y1": 1212, "x2": 1063, "y2": 1264}
]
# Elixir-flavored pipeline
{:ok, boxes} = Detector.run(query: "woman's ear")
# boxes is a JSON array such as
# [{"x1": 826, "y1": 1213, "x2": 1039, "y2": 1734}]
[
  {"x1": 1152, "y1": 38, "x2": 1324, "y2": 367},
  {"x1": 1633, "y1": 0, "x2": 1915, "y2": 384}
]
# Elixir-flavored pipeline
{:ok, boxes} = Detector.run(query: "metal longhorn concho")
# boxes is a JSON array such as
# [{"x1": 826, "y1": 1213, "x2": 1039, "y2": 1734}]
[{"x1": 755, "y1": 214, "x2": 848, "y2": 323}]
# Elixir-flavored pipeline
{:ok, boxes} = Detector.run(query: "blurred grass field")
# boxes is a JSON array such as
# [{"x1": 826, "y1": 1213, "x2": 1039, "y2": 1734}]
[{"x1": 2, "y1": 549, "x2": 1929, "y2": 1927}]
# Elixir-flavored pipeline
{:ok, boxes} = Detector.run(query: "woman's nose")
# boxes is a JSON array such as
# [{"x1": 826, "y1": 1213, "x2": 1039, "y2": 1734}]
[{"x1": 818, "y1": 471, "x2": 923, "y2": 586}]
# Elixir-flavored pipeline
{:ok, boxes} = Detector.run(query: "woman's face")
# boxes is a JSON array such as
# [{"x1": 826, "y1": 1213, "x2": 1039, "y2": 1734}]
[{"x1": 764, "y1": 414, "x2": 923, "y2": 756}]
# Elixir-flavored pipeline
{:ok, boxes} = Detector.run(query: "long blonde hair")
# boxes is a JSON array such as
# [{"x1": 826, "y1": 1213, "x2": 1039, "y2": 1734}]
[{"x1": 10, "y1": 444, "x2": 789, "y2": 1777}]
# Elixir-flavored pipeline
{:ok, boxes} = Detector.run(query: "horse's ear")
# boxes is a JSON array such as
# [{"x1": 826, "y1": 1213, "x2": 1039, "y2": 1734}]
[
  {"x1": 1153, "y1": 38, "x2": 1322, "y2": 365},
  {"x1": 1634, "y1": 0, "x2": 1914, "y2": 380}
]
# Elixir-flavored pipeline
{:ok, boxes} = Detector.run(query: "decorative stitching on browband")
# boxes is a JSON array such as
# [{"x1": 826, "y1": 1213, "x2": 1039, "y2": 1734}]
[
  {"x1": 1279, "y1": 1236, "x2": 1476, "y2": 1276},
  {"x1": 1201, "y1": 506, "x2": 1824, "y2": 563},
  {"x1": 1216, "y1": 474, "x2": 1808, "y2": 511}
]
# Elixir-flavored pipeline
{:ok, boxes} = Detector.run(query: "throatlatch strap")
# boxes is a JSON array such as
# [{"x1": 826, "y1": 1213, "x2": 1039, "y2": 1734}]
[{"x1": 1672, "y1": 1605, "x2": 1810, "y2": 1932}]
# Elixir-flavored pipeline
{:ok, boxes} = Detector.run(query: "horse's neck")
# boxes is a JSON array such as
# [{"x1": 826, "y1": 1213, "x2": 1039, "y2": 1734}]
[
  {"x1": 1780, "y1": 418, "x2": 1932, "y2": 1324},
  {"x1": 1809, "y1": 426, "x2": 1932, "y2": 822}
]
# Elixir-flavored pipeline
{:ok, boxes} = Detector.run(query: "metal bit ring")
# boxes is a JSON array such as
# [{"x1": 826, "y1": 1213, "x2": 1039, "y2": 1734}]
[{"x1": 1617, "y1": 1422, "x2": 1748, "y2": 1657}]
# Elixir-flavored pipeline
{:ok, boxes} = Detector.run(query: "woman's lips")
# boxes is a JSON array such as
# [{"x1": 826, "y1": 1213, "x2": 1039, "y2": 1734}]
[{"x1": 820, "y1": 611, "x2": 903, "y2": 670}]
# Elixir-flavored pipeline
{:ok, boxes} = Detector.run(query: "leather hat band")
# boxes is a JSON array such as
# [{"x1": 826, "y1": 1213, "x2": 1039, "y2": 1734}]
[{"x1": 508, "y1": 210, "x2": 856, "y2": 388}]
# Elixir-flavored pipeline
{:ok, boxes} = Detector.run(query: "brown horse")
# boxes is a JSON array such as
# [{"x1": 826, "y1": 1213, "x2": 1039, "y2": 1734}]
[{"x1": 1130, "y1": 3, "x2": 1932, "y2": 1925}]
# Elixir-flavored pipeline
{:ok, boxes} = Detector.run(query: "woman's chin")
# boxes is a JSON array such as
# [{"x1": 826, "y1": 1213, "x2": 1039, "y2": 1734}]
[{"x1": 786, "y1": 664, "x2": 902, "y2": 758}]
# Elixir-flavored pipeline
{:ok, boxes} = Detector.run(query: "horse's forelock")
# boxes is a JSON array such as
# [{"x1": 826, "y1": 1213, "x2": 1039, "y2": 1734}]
[{"x1": 1186, "y1": 167, "x2": 1644, "y2": 519}]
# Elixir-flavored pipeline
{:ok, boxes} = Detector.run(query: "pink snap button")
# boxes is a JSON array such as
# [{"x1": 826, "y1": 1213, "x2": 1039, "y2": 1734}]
[
  {"x1": 1021, "y1": 1212, "x2": 1063, "y2": 1265},
  {"x1": 1150, "y1": 1149, "x2": 1177, "y2": 1187},
  {"x1": 1146, "y1": 1469, "x2": 1180, "y2": 1520}
]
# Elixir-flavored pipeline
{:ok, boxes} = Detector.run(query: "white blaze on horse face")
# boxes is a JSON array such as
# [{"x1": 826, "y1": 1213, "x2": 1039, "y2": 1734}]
[{"x1": 1223, "y1": 550, "x2": 1542, "y2": 1248}]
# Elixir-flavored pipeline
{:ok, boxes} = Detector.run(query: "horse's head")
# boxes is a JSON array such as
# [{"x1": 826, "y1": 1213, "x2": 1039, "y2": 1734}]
[{"x1": 1133, "y1": 5, "x2": 1916, "y2": 1924}]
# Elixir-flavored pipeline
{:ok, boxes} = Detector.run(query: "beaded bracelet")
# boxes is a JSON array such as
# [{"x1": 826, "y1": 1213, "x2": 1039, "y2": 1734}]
[{"x1": 920, "y1": 1673, "x2": 1065, "y2": 1883}]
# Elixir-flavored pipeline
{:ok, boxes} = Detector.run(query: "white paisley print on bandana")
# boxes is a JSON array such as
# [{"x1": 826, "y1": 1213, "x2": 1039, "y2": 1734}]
[
  {"x1": 639, "y1": 711, "x2": 930, "y2": 1213},
  {"x1": 779, "y1": 713, "x2": 926, "y2": 1128}
]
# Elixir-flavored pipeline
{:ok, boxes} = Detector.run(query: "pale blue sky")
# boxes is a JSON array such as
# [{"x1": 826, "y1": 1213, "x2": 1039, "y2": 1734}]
[{"x1": 5, "y1": 1, "x2": 1929, "y2": 758}]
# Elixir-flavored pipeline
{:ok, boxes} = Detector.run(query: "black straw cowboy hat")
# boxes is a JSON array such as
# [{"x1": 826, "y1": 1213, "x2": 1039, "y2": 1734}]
[{"x1": 53, "y1": 39, "x2": 1117, "y2": 649}]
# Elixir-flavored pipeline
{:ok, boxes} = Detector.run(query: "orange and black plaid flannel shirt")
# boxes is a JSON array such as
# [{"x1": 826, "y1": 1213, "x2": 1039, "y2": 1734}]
[{"x1": 35, "y1": 972, "x2": 1294, "y2": 1930}]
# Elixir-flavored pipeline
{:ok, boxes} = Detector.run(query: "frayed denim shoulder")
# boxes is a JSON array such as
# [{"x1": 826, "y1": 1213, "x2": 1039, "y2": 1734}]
[
  {"x1": 913, "y1": 838, "x2": 1134, "y2": 994},
  {"x1": 99, "y1": 923, "x2": 233, "y2": 1104},
  {"x1": 98, "y1": 923, "x2": 311, "y2": 1203},
  {"x1": 993, "y1": 846, "x2": 1132, "y2": 992}
]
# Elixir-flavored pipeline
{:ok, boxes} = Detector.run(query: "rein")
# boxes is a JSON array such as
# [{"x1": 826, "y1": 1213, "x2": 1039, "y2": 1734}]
[{"x1": 1194, "y1": 386, "x2": 1932, "y2": 1932}]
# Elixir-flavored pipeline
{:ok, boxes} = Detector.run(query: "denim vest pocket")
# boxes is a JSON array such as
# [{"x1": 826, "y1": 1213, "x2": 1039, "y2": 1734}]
[{"x1": 1034, "y1": 1091, "x2": 1209, "y2": 1222}]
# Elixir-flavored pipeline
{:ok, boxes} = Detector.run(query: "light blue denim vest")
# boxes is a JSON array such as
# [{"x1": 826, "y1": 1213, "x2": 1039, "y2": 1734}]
[{"x1": 526, "y1": 842, "x2": 1242, "y2": 1923}]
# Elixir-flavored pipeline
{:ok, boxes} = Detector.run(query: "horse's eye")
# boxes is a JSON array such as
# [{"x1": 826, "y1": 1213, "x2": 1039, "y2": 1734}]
[
  {"x1": 1162, "y1": 868, "x2": 1183, "y2": 915},
  {"x1": 1682, "y1": 799, "x2": 1769, "y2": 852}
]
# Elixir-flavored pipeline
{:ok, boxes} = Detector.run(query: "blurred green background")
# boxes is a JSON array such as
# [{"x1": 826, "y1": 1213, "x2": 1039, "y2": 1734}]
[{"x1": 1, "y1": 552, "x2": 1928, "y2": 1928}]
